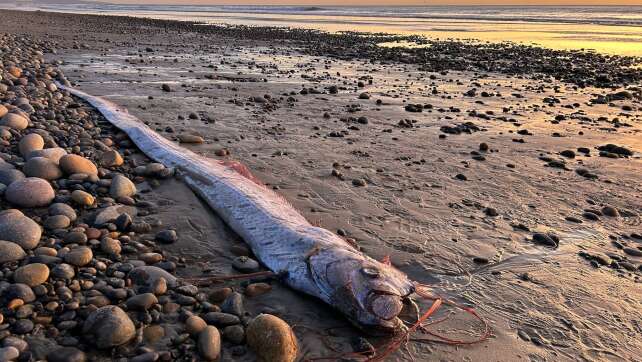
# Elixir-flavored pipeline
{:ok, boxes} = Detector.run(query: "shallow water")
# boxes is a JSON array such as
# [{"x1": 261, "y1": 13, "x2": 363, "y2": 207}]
[{"x1": 5, "y1": 3, "x2": 642, "y2": 56}]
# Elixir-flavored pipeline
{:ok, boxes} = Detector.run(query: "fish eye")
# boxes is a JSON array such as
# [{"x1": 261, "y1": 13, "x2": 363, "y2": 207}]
[{"x1": 361, "y1": 267, "x2": 380, "y2": 278}]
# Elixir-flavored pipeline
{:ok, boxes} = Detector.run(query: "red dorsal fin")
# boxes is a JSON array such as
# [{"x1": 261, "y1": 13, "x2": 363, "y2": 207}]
[
  {"x1": 221, "y1": 160, "x2": 264, "y2": 186},
  {"x1": 381, "y1": 255, "x2": 391, "y2": 266}
]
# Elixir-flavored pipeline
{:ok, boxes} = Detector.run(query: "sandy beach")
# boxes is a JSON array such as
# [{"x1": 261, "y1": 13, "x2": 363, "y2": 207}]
[{"x1": 0, "y1": 8, "x2": 641, "y2": 362}]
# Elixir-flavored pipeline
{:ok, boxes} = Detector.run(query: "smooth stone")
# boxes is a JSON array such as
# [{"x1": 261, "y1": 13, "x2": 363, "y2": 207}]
[
  {"x1": 126, "y1": 293, "x2": 158, "y2": 311},
  {"x1": 92, "y1": 205, "x2": 137, "y2": 226},
  {"x1": 128, "y1": 266, "x2": 177, "y2": 293},
  {"x1": 178, "y1": 134, "x2": 204, "y2": 144},
  {"x1": 14, "y1": 263, "x2": 49, "y2": 286},
  {"x1": 70, "y1": 190, "x2": 94, "y2": 207},
  {"x1": 0, "y1": 211, "x2": 42, "y2": 249},
  {"x1": 27, "y1": 148, "x2": 67, "y2": 164},
  {"x1": 46, "y1": 347, "x2": 87, "y2": 362},
  {"x1": 63, "y1": 246, "x2": 93, "y2": 266},
  {"x1": 109, "y1": 174, "x2": 136, "y2": 198},
  {"x1": 223, "y1": 325, "x2": 245, "y2": 344},
  {"x1": 221, "y1": 292, "x2": 244, "y2": 316},
  {"x1": 245, "y1": 283, "x2": 272, "y2": 297},
  {"x1": 23, "y1": 157, "x2": 62, "y2": 180},
  {"x1": 48, "y1": 203, "x2": 77, "y2": 221},
  {"x1": 19, "y1": 133, "x2": 44, "y2": 157},
  {"x1": 51, "y1": 264, "x2": 75, "y2": 279},
  {"x1": 232, "y1": 256, "x2": 260, "y2": 273},
  {"x1": 82, "y1": 306, "x2": 135, "y2": 348},
  {"x1": 0, "y1": 169, "x2": 25, "y2": 185},
  {"x1": 43, "y1": 215, "x2": 70, "y2": 230},
  {"x1": 155, "y1": 229, "x2": 177, "y2": 244},
  {"x1": 602, "y1": 206, "x2": 620, "y2": 217},
  {"x1": 59, "y1": 154, "x2": 97, "y2": 175},
  {"x1": 0, "y1": 346, "x2": 19, "y2": 361},
  {"x1": 6, "y1": 283, "x2": 36, "y2": 303},
  {"x1": 5, "y1": 177, "x2": 55, "y2": 207},
  {"x1": 623, "y1": 247, "x2": 642, "y2": 257},
  {"x1": 0, "y1": 113, "x2": 28, "y2": 130},
  {"x1": 2, "y1": 337, "x2": 28, "y2": 352},
  {"x1": 246, "y1": 314, "x2": 298, "y2": 362},
  {"x1": 100, "y1": 238, "x2": 121, "y2": 255},
  {"x1": 197, "y1": 326, "x2": 221, "y2": 361},
  {"x1": 185, "y1": 315, "x2": 207, "y2": 335},
  {"x1": 204, "y1": 312, "x2": 240, "y2": 326},
  {"x1": 99, "y1": 150, "x2": 123, "y2": 167},
  {"x1": 0, "y1": 240, "x2": 26, "y2": 263}
]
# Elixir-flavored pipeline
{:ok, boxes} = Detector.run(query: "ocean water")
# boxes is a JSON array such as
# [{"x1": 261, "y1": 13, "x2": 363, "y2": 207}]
[{"x1": 5, "y1": 3, "x2": 642, "y2": 56}]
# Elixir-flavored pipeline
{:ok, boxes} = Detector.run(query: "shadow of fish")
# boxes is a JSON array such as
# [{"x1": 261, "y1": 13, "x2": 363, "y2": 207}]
[{"x1": 61, "y1": 84, "x2": 416, "y2": 334}]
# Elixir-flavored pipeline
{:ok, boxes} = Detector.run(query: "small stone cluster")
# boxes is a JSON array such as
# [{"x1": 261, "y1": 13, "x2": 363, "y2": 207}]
[{"x1": 0, "y1": 34, "x2": 297, "y2": 361}]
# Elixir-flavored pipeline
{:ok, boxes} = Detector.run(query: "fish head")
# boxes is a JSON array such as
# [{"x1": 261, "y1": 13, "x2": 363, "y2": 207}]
[{"x1": 316, "y1": 250, "x2": 415, "y2": 334}]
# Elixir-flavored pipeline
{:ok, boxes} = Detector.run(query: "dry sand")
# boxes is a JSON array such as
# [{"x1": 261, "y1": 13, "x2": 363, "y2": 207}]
[{"x1": 2, "y1": 10, "x2": 641, "y2": 361}]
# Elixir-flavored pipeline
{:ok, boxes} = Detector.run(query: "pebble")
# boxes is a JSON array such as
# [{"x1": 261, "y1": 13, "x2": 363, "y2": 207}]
[
  {"x1": 5, "y1": 177, "x2": 55, "y2": 207},
  {"x1": 129, "y1": 266, "x2": 177, "y2": 293},
  {"x1": 155, "y1": 229, "x2": 177, "y2": 244},
  {"x1": 23, "y1": 157, "x2": 62, "y2": 180},
  {"x1": 0, "y1": 169, "x2": 25, "y2": 185},
  {"x1": 178, "y1": 134, "x2": 204, "y2": 143},
  {"x1": 232, "y1": 256, "x2": 260, "y2": 273},
  {"x1": 0, "y1": 210, "x2": 42, "y2": 249},
  {"x1": 19, "y1": 133, "x2": 44, "y2": 157},
  {"x1": 43, "y1": 215, "x2": 70, "y2": 229},
  {"x1": 245, "y1": 283, "x2": 272, "y2": 297},
  {"x1": 0, "y1": 346, "x2": 19, "y2": 361},
  {"x1": 49, "y1": 203, "x2": 77, "y2": 221},
  {"x1": 223, "y1": 325, "x2": 245, "y2": 344},
  {"x1": 46, "y1": 347, "x2": 87, "y2": 362},
  {"x1": 0, "y1": 240, "x2": 26, "y2": 263},
  {"x1": 100, "y1": 237, "x2": 121, "y2": 255},
  {"x1": 532, "y1": 232, "x2": 559, "y2": 247},
  {"x1": 109, "y1": 174, "x2": 136, "y2": 198},
  {"x1": 82, "y1": 306, "x2": 136, "y2": 348},
  {"x1": 71, "y1": 190, "x2": 95, "y2": 206},
  {"x1": 623, "y1": 247, "x2": 642, "y2": 257},
  {"x1": 601, "y1": 206, "x2": 619, "y2": 217},
  {"x1": 185, "y1": 315, "x2": 207, "y2": 335},
  {"x1": 59, "y1": 154, "x2": 98, "y2": 175},
  {"x1": 204, "y1": 312, "x2": 241, "y2": 326},
  {"x1": 198, "y1": 326, "x2": 221, "y2": 361},
  {"x1": 13, "y1": 263, "x2": 49, "y2": 286},
  {"x1": 246, "y1": 314, "x2": 298, "y2": 362},
  {"x1": 27, "y1": 147, "x2": 67, "y2": 163},
  {"x1": 0, "y1": 113, "x2": 28, "y2": 130},
  {"x1": 126, "y1": 293, "x2": 158, "y2": 310},
  {"x1": 63, "y1": 246, "x2": 93, "y2": 266},
  {"x1": 99, "y1": 149, "x2": 124, "y2": 167},
  {"x1": 6, "y1": 284, "x2": 35, "y2": 303}
]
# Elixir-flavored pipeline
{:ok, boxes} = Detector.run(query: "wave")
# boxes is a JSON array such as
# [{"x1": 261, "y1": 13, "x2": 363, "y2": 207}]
[{"x1": 24, "y1": 4, "x2": 642, "y2": 27}]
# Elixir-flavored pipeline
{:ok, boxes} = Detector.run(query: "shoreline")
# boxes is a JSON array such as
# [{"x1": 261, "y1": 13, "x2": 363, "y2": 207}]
[
  {"x1": 4, "y1": 8, "x2": 642, "y2": 86},
  {"x1": 0, "y1": 8, "x2": 641, "y2": 362}
]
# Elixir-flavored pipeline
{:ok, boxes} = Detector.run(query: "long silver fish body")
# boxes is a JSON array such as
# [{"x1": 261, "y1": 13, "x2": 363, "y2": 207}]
[{"x1": 61, "y1": 84, "x2": 415, "y2": 333}]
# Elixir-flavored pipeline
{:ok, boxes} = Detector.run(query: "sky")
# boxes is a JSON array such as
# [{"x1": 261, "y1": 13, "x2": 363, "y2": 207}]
[{"x1": 84, "y1": 0, "x2": 642, "y2": 5}]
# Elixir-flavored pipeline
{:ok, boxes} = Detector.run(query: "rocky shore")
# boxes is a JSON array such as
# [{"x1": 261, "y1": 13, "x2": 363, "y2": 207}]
[
  {"x1": 0, "y1": 33, "x2": 300, "y2": 361},
  {"x1": 0, "y1": 8, "x2": 641, "y2": 362}
]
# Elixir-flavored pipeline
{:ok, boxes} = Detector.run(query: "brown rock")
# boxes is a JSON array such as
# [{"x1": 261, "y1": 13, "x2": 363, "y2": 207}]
[
  {"x1": 19, "y1": 134, "x2": 44, "y2": 157},
  {"x1": 246, "y1": 314, "x2": 297, "y2": 362},
  {"x1": 59, "y1": 154, "x2": 98, "y2": 175}
]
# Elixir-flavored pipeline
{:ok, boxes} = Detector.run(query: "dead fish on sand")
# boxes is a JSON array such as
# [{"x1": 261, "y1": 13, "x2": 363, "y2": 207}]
[{"x1": 59, "y1": 85, "x2": 458, "y2": 336}]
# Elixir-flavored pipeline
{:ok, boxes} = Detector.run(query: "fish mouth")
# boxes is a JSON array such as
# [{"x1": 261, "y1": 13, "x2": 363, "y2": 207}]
[{"x1": 368, "y1": 292, "x2": 404, "y2": 321}]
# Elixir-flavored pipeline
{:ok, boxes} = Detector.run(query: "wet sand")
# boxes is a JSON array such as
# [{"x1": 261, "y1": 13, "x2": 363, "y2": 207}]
[{"x1": 2, "y1": 9, "x2": 641, "y2": 361}]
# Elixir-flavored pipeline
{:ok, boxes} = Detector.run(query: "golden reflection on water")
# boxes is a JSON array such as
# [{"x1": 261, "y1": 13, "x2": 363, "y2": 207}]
[
  {"x1": 35, "y1": 7, "x2": 642, "y2": 57},
  {"x1": 188, "y1": 13, "x2": 642, "y2": 57}
]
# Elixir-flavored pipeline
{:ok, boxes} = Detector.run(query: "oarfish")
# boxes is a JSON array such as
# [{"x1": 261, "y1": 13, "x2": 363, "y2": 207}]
[{"x1": 60, "y1": 84, "x2": 416, "y2": 334}]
